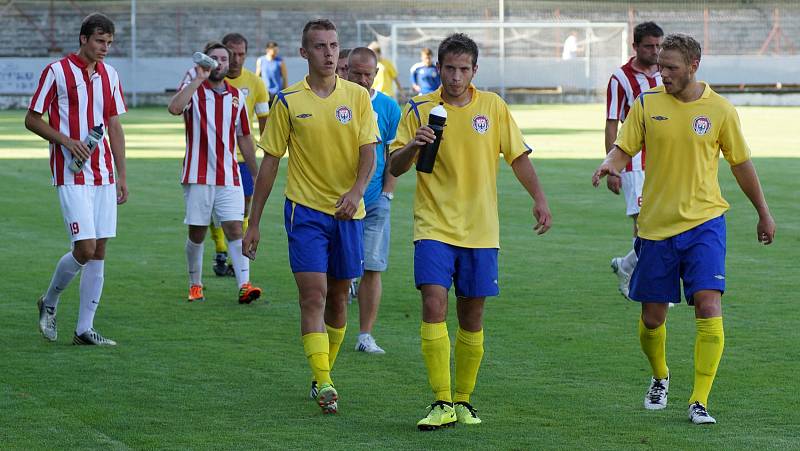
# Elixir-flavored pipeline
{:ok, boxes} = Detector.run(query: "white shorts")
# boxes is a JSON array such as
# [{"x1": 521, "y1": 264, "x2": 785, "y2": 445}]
[
  {"x1": 621, "y1": 170, "x2": 644, "y2": 216},
  {"x1": 57, "y1": 184, "x2": 117, "y2": 242},
  {"x1": 183, "y1": 184, "x2": 244, "y2": 226}
]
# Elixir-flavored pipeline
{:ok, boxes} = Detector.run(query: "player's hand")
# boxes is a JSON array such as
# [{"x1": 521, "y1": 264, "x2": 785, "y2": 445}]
[
  {"x1": 195, "y1": 64, "x2": 211, "y2": 81},
  {"x1": 116, "y1": 180, "x2": 128, "y2": 205},
  {"x1": 335, "y1": 189, "x2": 360, "y2": 220},
  {"x1": 63, "y1": 138, "x2": 92, "y2": 161},
  {"x1": 592, "y1": 162, "x2": 621, "y2": 187},
  {"x1": 757, "y1": 213, "x2": 776, "y2": 245},
  {"x1": 413, "y1": 126, "x2": 436, "y2": 148},
  {"x1": 532, "y1": 201, "x2": 552, "y2": 235},
  {"x1": 606, "y1": 174, "x2": 621, "y2": 194},
  {"x1": 242, "y1": 226, "x2": 260, "y2": 260}
]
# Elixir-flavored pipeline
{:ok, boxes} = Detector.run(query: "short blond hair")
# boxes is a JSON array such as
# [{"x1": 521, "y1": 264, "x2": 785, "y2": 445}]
[{"x1": 661, "y1": 33, "x2": 701, "y2": 65}]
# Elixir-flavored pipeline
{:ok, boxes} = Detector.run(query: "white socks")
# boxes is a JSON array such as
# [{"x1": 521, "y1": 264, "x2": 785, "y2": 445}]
[
  {"x1": 186, "y1": 239, "x2": 204, "y2": 286},
  {"x1": 621, "y1": 248, "x2": 638, "y2": 273},
  {"x1": 76, "y1": 260, "x2": 104, "y2": 335},
  {"x1": 44, "y1": 252, "x2": 84, "y2": 308},
  {"x1": 226, "y1": 238, "x2": 249, "y2": 288}
]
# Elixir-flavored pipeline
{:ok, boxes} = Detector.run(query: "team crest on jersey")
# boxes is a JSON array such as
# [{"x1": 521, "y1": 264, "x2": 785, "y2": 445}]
[
  {"x1": 472, "y1": 115, "x2": 489, "y2": 134},
  {"x1": 692, "y1": 116, "x2": 711, "y2": 136},
  {"x1": 232, "y1": 97, "x2": 240, "y2": 109},
  {"x1": 335, "y1": 105, "x2": 353, "y2": 124},
  {"x1": 241, "y1": 88, "x2": 250, "y2": 96}
]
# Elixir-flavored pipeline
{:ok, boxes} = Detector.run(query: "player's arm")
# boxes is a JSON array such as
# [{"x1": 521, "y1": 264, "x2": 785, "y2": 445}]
[
  {"x1": 24, "y1": 110, "x2": 92, "y2": 161},
  {"x1": 335, "y1": 143, "x2": 376, "y2": 220},
  {"x1": 511, "y1": 154, "x2": 552, "y2": 235},
  {"x1": 238, "y1": 134, "x2": 259, "y2": 179},
  {"x1": 389, "y1": 126, "x2": 434, "y2": 176},
  {"x1": 167, "y1": 66, "x2": 209, "y2": 115},
  {"x1": 280, "y1": 61, "x2": 288, "y2": 89},
  {"x1": 243, "y1": 153, "x2": 280, "y2": 260},
  {"x1": 381, "y1": 149, "x2": 398, "y2": 194},
  {"x1": 254, "y1": 58, "x2": 262, "y2": 77},
  {"x1": 730, "y1": 160, "x2": 775, "y2": 245},
  {"x1": 592, "y1": 146, "x2": 631, "y2": 186},
  {"x1": 604, "y1": 119, "x2": 622, "y2": 194},
  {"x1": 258, "y1": 116, "x2": 267, "y2": 135},
  {"x1": 107, "y1": 114, "x2": 128, "y2": 204}
]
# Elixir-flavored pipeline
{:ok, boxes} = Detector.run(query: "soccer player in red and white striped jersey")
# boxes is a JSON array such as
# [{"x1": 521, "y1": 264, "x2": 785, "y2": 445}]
[
  {"x1": 604, "y1": 21, "x2": 664, "y2": 300},
  {"x1": 25, "y1": 13, "x2": 127, "y2": 346},
  {"x1": 168, "y1": 41, "x2": 262, "y2": 305}
]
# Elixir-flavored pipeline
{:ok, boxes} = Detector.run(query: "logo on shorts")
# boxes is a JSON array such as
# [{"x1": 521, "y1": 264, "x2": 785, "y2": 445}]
[
  {"x1": 335, "y1": 105, "x2": 353, "y2": 124},
  {"x1": 714, "y1": 274, "x2": 725, "y2": 280},
  {"x1": 692, "y1": 116, "x2": 711, "y2": 136},
  {"x1": 472, "y1": 115, "x2": 489, "y2": 134}
]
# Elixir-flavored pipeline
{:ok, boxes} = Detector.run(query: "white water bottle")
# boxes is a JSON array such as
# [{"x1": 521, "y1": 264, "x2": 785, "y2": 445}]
[
  {"x1": 193, "y1": 52, "x2": 218, "y2": 70},
  {"x1": 68, "y1": 125, "x2": 104, "y2": 173}
]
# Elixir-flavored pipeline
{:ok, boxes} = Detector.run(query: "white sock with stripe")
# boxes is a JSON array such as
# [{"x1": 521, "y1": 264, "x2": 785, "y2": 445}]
[
  {"x1": 44, "y1": 252, "x2": 84, "y2": 308},
  {"x1": 76, "y1": 260, "x2": 104, "y2": 335},
  {"x1": 226, "y1": 239, "x2": 249, "y2": 288},
  {"x1": 186, "y1": 239, "x2": 204, "y2": 286}
]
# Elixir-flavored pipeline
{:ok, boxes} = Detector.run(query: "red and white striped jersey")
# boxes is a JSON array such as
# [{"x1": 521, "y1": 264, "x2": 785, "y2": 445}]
[
  {"x1": 179, "y1": 68, "x2": 251, "y2": 186},
  {"x1": 606, "y1": 57, "x2": 662, "y2": 172},
  {"x1": 29, "y1": 54, "x2": 127, "y2": 186}
]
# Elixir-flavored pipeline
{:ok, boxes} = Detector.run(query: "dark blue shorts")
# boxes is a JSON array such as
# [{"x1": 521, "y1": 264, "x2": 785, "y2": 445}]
[
  {"x1": 629, "y1": 215, "x2": 726, "y2": 305},
  {"x1": 284, "y1": 199, "x2": 363, "y2": 280},
  {"x1": 414, "y1": 239, "x2": 499, "y2": 298},
  {"x1": 238, "y1": 162, "x2": 254, "y2": 197}
]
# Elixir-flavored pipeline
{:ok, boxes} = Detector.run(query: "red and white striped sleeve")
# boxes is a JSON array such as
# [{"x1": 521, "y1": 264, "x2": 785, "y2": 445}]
[
  {"x1": 110, "y1": 71, "x2": 127, "y2": 117},
  {"x1": 29, "y1": 65, "x2": 57, "y2": 114},
  {"x1": 236, "y1": 94, "x2": 251, "y2": 137},
  {"x1": 606, "y1": 76, "x2": 625, "y2": 121}
]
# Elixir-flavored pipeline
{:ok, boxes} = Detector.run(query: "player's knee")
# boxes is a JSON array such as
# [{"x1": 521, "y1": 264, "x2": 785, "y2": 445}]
[{"x1": 72, "y1": 240, "x2": 96, "y2": 264}]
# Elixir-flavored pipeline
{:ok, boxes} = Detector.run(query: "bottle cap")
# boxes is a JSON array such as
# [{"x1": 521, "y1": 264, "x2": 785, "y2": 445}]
[{"x1": 430, "y1": 104, "x2": 447, "y2": 119}]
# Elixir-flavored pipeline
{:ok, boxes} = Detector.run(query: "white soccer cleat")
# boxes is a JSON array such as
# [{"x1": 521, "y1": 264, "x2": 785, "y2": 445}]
[
  {"x1": 37, "y1": 296, "x2": 57, "y2": 342},
  {"x1": 644, "y1": 375, "x2": 669, "y2": 410},
  {"x1": 688, "y1": 401, "x2": 716, "y2": 424},
  {"x1": 355, "y1": 334, "x2": 385, "y2": 354},
  {"x1": 610, "y1": 257, "x2": 632, "y2": 300},
  {"x1": 73, "y1": 328, "x2": 117, "y2": 346}
]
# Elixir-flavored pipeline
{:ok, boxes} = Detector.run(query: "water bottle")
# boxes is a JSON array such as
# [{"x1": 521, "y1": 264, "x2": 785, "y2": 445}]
[
  {"x1": 193, "y1": 52, "x2": 219, "y2": 70},
  {"x1": 68, "y1": 125, "x2": 104, "y2": 173},
  {"x1": 416, "y1": 103, "x2": 447, "y2": 173}
]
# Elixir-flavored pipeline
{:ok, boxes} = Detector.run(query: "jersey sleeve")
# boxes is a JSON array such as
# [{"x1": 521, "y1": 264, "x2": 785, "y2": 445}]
[
  {"x1": 389, "y1": 102, "x2": 420, "y2": 155},
  {"x1": 409, "y1": 65, "x2": 419, "y2": 87},
  {"x1": 29, "y1": 66, "x2": 57, "y2": 114},
  {"x1": 109, "y1": 70, "x2": 127, "y2": 117},
  {"x1": 384, "y1": 99, "x2": 402, "y2": 145},
  {"x1": 614, "y1": 94, "x2": 646, "y2": 157},
  {"x1": 719, "y1": 104, "x2": 751, "y2": 165},
  {"x1": 236, "y1": 92, "x2": 251, "y2": 137},
  {"x1": 606, "y1": 75, "x2": 625, "y2": 121},
  {"x1": 357, "y1": 90, "x2": 380, "y2": 147},
  {"x1": 498, "y1": 98, "x2": 531, "y2": 165},
  {"x1": 253, "y1": 77, "x2": 270, "y2": 118},
  {"x1": 259, "y1": 92, "x2": 290, "y2": 158}
]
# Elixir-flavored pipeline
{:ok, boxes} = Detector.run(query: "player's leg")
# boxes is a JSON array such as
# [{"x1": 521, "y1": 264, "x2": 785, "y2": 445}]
[
  {"x1": 611, "y1": 171, "x2": 644, "y2": 299},
  {"x1": 184, "y1": 184, "x2": 214, "y2": 302},
  {"x1": 218, "y1": 185, "x2": 261, "y2": 303},
  {"x1": 324, "y1": 276, "x2": 349, "y2": 369},
  {"x1": 356, "y1": 198, "x2": 390, "y2": 353},
  {"x1": 209, "y1": 217, "x2": 229, "y2": 277}
]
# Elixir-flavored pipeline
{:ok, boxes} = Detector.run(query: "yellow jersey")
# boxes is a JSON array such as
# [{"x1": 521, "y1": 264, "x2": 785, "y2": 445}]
[
  {"x1": 226, "y1": 68, "x2": 269, "y2": 162},
  {"x1": 372, "y1": 58, "x2": 398, "y2": 97},
  {"x1": 390, "y1": 85, "x2": 531, "y2": 248},
  {"x1": 259, "y1": 76, "x2": 380, "y2": 219},
  {"x1": 615, "y1": 83, "x2": 751, "y2": 240}
]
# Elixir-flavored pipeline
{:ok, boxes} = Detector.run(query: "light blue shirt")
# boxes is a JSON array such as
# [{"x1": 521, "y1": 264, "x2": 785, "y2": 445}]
[{"x1": 364, "y1": 90, "x2": 401, "y2": 206}]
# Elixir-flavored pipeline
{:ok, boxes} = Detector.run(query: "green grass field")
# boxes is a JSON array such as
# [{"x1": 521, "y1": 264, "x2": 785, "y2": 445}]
[{"x1": 1, "y1": 106, "x2": 798, "y2": 449}]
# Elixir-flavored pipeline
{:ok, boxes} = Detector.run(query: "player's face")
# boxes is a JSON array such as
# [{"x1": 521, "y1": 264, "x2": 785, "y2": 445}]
[
  {"x1": 421, "y1": 53, "x2": 432, "y2": 66},
  {"x1": 80, "y1": 31, "x2": 114, "y2": 63},
  {"x1": 227, "y1": 41, "x2": 246, "y2": 78},
  {"x1": 658, "y1": 49, "x2": 697, "y2": 95},
  {"x1": 633, "y1": 35, "x2": 663, "y2": 66},
  {"x1": 336, "y1": 56, "x2": 349, "y2": 78},
  {"x1": 437, "y1": 52, "x2": 477, "y2": 99},
  {"x1": 347, "y1": 55, "x2": 377, "y2": 91},
  {"x1": 267, "y1": 46, "x2": 278, "y2": 57},
  {"x1": 208, "y1": 47, "x2": 229, "y2": 82},
  {"x1": 301, "y1": 29, "x2": 338, "y2": 77}
]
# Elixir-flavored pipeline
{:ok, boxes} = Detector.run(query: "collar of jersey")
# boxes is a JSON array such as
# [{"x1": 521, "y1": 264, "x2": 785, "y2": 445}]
[
  {"x1": 201, "y1": 79, "x2": 232, "y2": 95},
  {"x1": 625, "y1": 56, "x2": 659, "y2": 78},
  {"x1": 430, "y1": 83, "x2": 478, "y2": 109},
  {"x1": 68, "y1": 53, "x2": 106, "y2": 77},
  {"x1": 302, "y1": 75, "x2": 341, "y2": 93}
]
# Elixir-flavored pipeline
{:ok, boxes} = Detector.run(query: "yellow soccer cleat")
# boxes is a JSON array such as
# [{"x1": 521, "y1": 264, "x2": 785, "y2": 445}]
[
  {"x1": 417, "y1": 401, "x2": 456, "y2": 431},
  {"x1": 454, "y1": 401, "x2": 481, "y2": 425}
]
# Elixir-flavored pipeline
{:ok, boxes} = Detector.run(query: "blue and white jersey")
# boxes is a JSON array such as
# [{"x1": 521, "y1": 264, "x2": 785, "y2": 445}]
[{"x1": 409, "y1": 63, "x2": 441, "y2": 95}]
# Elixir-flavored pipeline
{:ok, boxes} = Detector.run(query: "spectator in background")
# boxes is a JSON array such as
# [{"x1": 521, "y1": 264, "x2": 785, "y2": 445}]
[
  {"x1": 368, "y1": 41, "x2": 402, "y2": 100},
  {"x1": 336, "y1": 48, "x2": 351, "y2": 78},
  {"x1": 255, "y1": 41, "x2": 288, "y2": 103},
  {"x1": 410, "y1": 47, "x2": 440, "y2": 94},
  {"x1": 562, "y1": 31, "x2": 580, "y2": 60}
]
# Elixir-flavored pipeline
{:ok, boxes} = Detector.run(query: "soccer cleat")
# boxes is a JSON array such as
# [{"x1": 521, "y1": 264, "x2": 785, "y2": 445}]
[
  {"x1": 213, "y1": 252, "x2": 228, "y2": 277},
  {"x1": 73, "y1": 328, "x2": 117, "y2": 346},
  {"x1": 355, "y1": 334, "x2": 386, "y2": 354},
  {"x1": 417, "y1": 401, "x2": 457, "y2": 431},
  {"x1": 454, "y1": 401, "x2": 482, "y2": 425},
  {"x1": 688, "y1": 402, "x2": 717, "y2": 424},
  {"x1": 644, "y1": 375, "x2": 669, "y2": 410},
  {"x1": 317, "y1": 383, "x2": 338, "y2": 414},
  {"x1": 188, "y1": 284, "x2": 205, "y2": 302},
  {"x1": 225, "y1": 264, "x2": 235, "y2": 277},
  {"x1": 610, "y1": 257, "x2": 632, "y2": 300},
  {"x1": 238, "y1": 283, "x2": 262, "y2": 304},
  {"x1": 309, "y1": 380, "x2": 319, "y2": 400},
  {"x1": 37, "y1": 296, "x2": 57, "y2": 342},
  {"x1": 348, "y1": 279, "x2": 358, "y2": 304}
]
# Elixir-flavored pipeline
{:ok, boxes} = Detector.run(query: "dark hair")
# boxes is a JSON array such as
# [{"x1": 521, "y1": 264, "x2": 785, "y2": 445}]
[
  {"x1": 348, "y1": 47, "x2": 377, "y2": 65},
  {"x1": 661, "y1": 33, "x2": 702, "y2": 65},
  {"x1": 203, "y1": 41, "x2": 232, "y2": 60},
  {"x1": 79, "y1": 13, "x2": 115, "y2": 45},
  {"x1": 633, "y1": 22, "x2": 664, "y2": 44},
  {"x1": 302, "y1": 19, "x2": 337, "y2": 48},
  {"x1": 338, "y1": 48, "x2": 352, "y2": 60},
  {"x1": 266, "y1": 41, "x2": 279, "y2": 49},
  {"x1": 438, "y1": 33, "x2": 478, "y2": 66},
  {"x1": 222, "y1": 33, "x2": 248, "y2": 51}
]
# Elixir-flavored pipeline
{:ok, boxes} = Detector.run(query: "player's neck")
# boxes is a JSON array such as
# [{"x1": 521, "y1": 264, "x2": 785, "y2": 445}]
[
  {"x1": 441, "y1": 86, "x2": 472, "y2": 107},
  {"x1": 75, "y1": 50, "x2": 98, "y2": 73},
  {"x1": 631, "y1": 57, "x2": 657, "y2": 76},
  {"x1": 673, "y1": 80, "x2": 704, "y2": 103},
  {"x1": 306, "y1": 72, "x2": 336, "y2": 98}
]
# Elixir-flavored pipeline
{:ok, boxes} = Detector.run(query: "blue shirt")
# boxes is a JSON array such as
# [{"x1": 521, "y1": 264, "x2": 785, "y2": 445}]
[
  {"x1": 409, "y1": 63, "x2": 441, "y2": 94},
  {"x1": 258, "y1": 55, "x2": 284, "y2": 95},
  {"x1": 364, "y1": 90, "x2": 401, "y2": 206}
]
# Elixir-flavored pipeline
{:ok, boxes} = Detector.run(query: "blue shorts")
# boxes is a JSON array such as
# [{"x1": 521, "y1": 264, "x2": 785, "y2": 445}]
[
  {"x1": 362, "y1": 196, "x2": 391, "y2": 272},
  {"x1": 414, "y1": 239, "x2": 499, "y2": 298},
  {"x1": 629, "y1": 215, "x2": 726, "y2": 305},
  {"x1": 284, "y1": 199, "x2": 364, "y2": 280},
  {"x1": 238, "y1": 162, "x2": 254, "y2": 197}
]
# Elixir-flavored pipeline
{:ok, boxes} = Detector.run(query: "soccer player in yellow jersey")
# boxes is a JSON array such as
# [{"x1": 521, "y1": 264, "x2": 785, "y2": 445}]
[
  {"x1": 207, "y1": 33, "x2": 270, "y2": 278},
  {"x1": 243, "y1": 19, "x2": 379, "y2": 415},
  {"x1": 593, "y1": 34, "x2": 776, "y2": 425},
  {"x1": 368, "y1": 42, "x2": 402, "y2": 100},
  {"x1": 390, "y1": 33, "x2": 552, "y2": 430}
]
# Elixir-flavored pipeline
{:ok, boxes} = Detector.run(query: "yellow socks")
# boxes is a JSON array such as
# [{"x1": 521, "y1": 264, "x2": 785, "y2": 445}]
[
  {"x1": 302, "y1": 333, "x2": 332, "y2": 385},
  {"x1": 421, "y1": 321, "x2": 452, "y2": 402},
  {"x1": 243, "y1": 216, "x2": 249, "y2": 235},
  {"x1": 639, "y1": 317, "x2": 669, "y2": 380},
  {"x1": 690, "y1": 317, "x2": 724, "y2": 406},
  {"x1": 210, "y1": 223, "x2": 227, "y2": 254},
  {"x1": 326, "y1": 323, "x2": 346, "y2": 370},
  {"x1": 454, "y1": 328, "x2": 484, "y2": 404}
]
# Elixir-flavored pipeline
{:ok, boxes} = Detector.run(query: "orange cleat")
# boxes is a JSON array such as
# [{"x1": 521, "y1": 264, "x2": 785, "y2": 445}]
[
  {"x1": 188, "y1": 284, "x2": 205, "y2": 302},
  {"x1": 238, "y1": 282, "x2": 262, "y2": 304}
]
